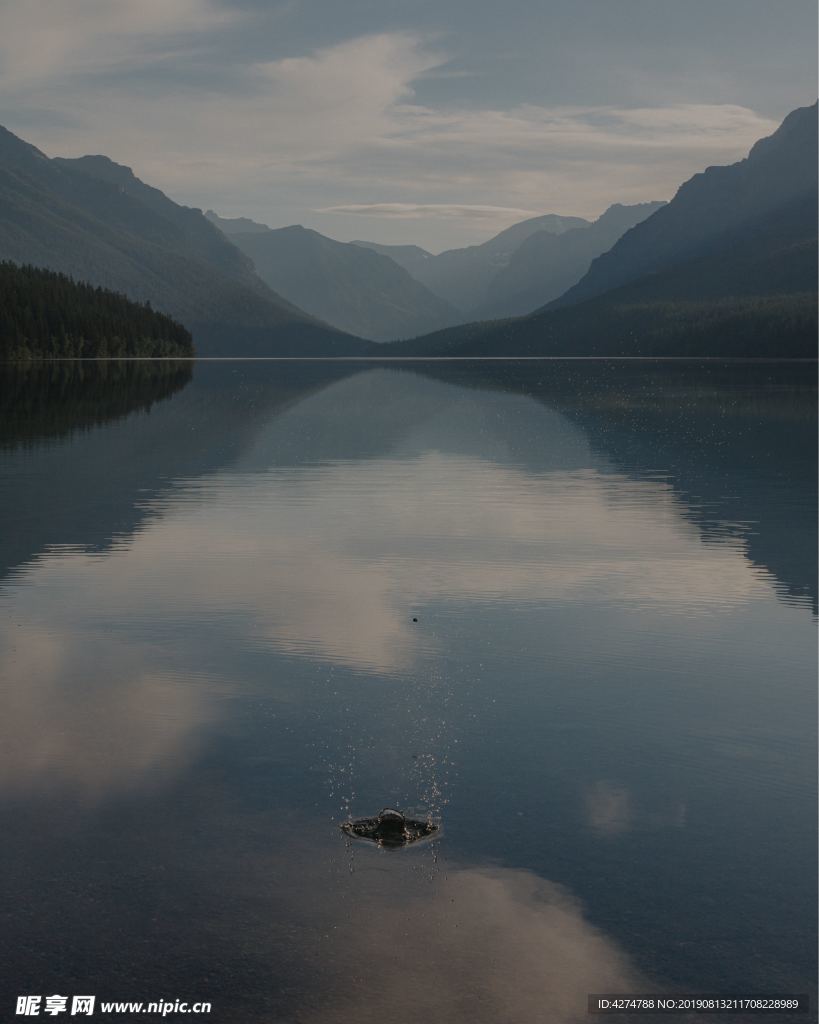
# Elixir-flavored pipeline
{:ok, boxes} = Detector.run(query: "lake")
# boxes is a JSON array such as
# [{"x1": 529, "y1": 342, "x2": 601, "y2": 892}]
[{"x1": 0, "y1": 359, "x2": 816, "y2": 1023}]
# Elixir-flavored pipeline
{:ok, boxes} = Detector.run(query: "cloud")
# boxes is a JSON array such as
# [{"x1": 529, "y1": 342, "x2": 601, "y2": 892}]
[
  {"x1": 0, "y1": 13, "x2": 781, "y2": 247},
  {"x1": 0, "y1": 622, "x2": 216, "y2": 801},
  {"x1": 258, "y1": 32, "x2": 441, "y2": 116},
  {"x1": 294, "y1": 864, "x2": 645, "y2": 1023},
  {"x1": 0, "y1": 0, "x2": 232, "y2": 87},
  {"x1": 317, "y1": 202, "x2": 540, "y2": 221}
]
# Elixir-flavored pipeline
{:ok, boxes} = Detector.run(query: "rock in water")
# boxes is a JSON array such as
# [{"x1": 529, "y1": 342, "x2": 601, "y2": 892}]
[{"x1": 340, "y1": 807, "x2": 439, "y2": 849}]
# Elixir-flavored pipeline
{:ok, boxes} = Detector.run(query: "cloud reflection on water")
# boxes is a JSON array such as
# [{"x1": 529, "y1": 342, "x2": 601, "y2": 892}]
[
  {"x1": 7, "y1": 455, "x2": 773, "y2": 681},
  {"x1": 0, "y1": 622, "x2": 215, "y2": 801},
  {"x1": 585, "y1": 780, "x2": 634, "y2": 836},
  {"x1": 295, "y1": 861, "x2": 642, "y2": 1024},
  {"x1": 0, "y1": 448, "x2": 776, "y2": 805}
]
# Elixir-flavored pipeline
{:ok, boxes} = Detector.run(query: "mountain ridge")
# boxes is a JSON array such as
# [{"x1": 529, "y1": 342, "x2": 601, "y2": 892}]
[
  {"x1": 382, "y1": 102, "x2": 818, "y2": 359},
  {"x1": 359, "y1": 212, "x2": 589, "y2": 311},
  {"x1": 552, "y1": 101, "x2": 818, "y2": 310},
  {"x1": 472, "y1": 201, "x2": 665, "y2": 319},
  {"x1": 207, "y1": 212, "x2": 460, "y2": 342},
  {"x1": 0, "y1": 126, "x2": 372, "y2": 355},
  {"x1": 349, "y1": 240, "x2": 433, "y2": 277}
]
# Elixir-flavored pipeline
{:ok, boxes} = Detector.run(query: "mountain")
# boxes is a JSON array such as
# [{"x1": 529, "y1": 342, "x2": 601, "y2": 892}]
[
  {"x1": 203, "y1": 211, "x2": 269, "y2": 235},
  {"x1": 349, "y1": 241, "x2": 433, "y2": 277},
  {"x1": 390, "y1": 200, "x2": 817, "y2": 358},
  {"x1": 0, "y1": 261, "x2": 193, "y2": 360},
  {"x1": 469, "y1": 213, "x2": 591, "y2": 258},
  {"x1": 472, "y1": 202, "x2": 665, "y2": 319},
  {"x1": 387, "y1": 103, "x2": 817, "y2": 358},
  {"x1": 554, "y1": 101, "x2": 818, "y2": 309},
  {"x1": 207, "y1": 213, "x2": 460, "y2": 342},
  {"x1": 0, "y1": 126, "x2": 369, "y2": 355},
  {"x1": 380, "y1": 213, "x2": 589, "y2": 311}
]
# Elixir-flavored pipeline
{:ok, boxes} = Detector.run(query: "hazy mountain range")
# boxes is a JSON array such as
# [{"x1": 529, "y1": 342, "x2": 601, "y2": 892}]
[
  {"x1": 206, "y1": 212, "x2": 459, "y2": 342},
  {"x1": 349, "y1": 241, "x2": 434, "y2": 278},
  {"x1": 357, "y1": 213, "x2": 589, "y2": 313},
  {"x1": 0, "y1": 127, "x2": 374, "y2": 355},
  {"x1": 206, "y1": 206, "x2": 658, "y2": 341},
  {"x1": 0, "y1": 101, "x2": 815, "y2": 358},
  {"x1": 391, "y1": 101, "x2": 817, "y2": 357},
  {"x1": 471, "y1": 202, "x2": 665, "y2": 319}
]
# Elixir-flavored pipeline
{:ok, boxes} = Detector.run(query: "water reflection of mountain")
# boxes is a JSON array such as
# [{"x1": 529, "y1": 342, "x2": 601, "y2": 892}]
[
  {"x1": 410, "y1": 361, "x2": 817, "y2": 611},
  {"x1": 0, "y1": 361, "x2": 358, "y2": 583},
  {"x1": 1, "y1": 360, "x2": 815, "y2": 613}
]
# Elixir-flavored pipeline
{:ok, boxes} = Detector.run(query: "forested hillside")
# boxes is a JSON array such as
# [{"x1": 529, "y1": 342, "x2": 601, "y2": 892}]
[{"x1": 0, "y1": 262, "x2": 193, "y2": 360}]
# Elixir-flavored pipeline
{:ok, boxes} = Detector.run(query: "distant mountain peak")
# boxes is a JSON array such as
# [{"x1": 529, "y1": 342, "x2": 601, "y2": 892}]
[
  {"x1": 471, "y1": 200, "x2": 665, "y2": 319},
  {"x1": 210, "y1": 219, "x2": 461, "y2": 341},
  {"x1": 382, "y1": 211, "x2": 590, "y2": 311},
  {"x1": 205, "y1": 210, "x2": 271, "y2": 234},
  {"x1": 351, "y1": 240, "x2": 432, "y2": 258},
  {"x1": 64, "y1": 153, "x2": 138, "y2": 183},
  {"x1": 277, "y1": 224, "x2": 314, "y2": 235}
]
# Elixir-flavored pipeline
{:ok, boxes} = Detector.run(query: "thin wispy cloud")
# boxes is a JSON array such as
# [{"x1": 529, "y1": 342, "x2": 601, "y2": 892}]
[{"x1": 318, "y1": 203, "x2": 540, "y2": 221}]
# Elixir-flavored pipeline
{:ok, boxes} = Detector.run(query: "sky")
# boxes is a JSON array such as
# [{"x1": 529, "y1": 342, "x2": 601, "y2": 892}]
[{"x1": 0, "y1": 0, "x2": 815, "y2": 252}]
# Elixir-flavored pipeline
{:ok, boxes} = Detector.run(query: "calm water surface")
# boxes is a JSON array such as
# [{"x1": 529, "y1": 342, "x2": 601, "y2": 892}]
[{"x1": 0, "y1": 360, "x2": 816, "y2": 1023}]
